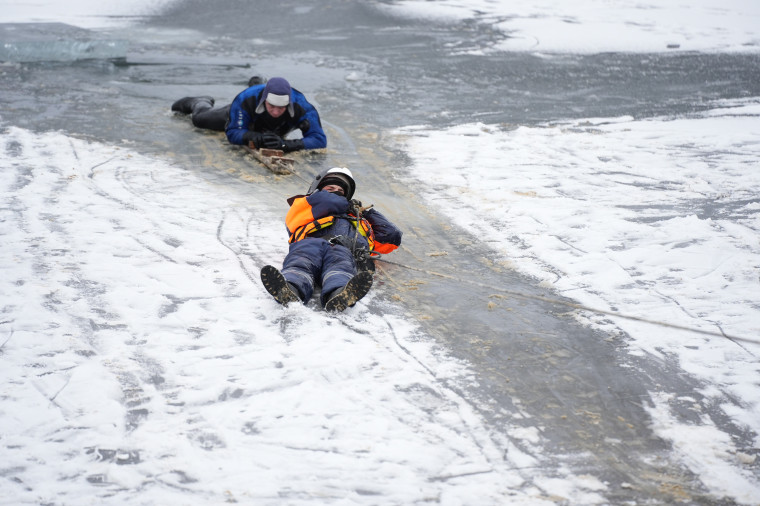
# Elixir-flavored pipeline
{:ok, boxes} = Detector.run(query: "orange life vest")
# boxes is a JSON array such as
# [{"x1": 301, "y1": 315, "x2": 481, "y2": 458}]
[{"x1": 286, "y1": 195, "x2": 399, "y2": 254}]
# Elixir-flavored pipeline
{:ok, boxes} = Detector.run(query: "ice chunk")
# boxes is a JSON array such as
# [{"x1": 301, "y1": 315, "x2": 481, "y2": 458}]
[{"x1": 0, "y1": 23, "x2": 127, "y2": 62}]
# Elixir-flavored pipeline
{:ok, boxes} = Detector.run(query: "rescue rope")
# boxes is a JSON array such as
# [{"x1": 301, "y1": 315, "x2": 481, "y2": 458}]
[{"x1": 373, "y1": 255, "x2": 760, "y2": 349}]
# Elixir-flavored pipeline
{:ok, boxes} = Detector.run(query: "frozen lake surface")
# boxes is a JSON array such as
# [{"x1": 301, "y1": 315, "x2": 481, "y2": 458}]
[{"x1": 1, "y1": 0, "x2": 759, "y2": 504}]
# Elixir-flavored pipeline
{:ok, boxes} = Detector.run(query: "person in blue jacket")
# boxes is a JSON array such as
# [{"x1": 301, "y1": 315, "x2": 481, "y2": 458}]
[
  {"x1": 261, "y1": 167, "x2": 403, "y2": 312},
  {"x1": 171, "y1": 76, "x2": 326, "y2": 153}
]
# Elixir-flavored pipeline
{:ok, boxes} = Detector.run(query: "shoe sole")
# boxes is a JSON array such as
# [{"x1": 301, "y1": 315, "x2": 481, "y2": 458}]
[
  {"x1": 324, "y1": 271, "x2": 374, "y2": 312},
  {"x1": 260, "y1": 265, "x2": 300, "y2": 306}
]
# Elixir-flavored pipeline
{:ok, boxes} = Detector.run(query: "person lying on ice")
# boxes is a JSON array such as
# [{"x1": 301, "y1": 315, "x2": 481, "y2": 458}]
[
  {"x1": 260, "y1": 167, "x2": 402, "y2": 312},
  {"x1": 171, "y1": 76, "x2": 326, "y2": 153}
]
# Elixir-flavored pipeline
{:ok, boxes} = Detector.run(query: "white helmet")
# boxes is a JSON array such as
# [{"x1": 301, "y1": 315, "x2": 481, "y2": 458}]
[{"x1": 309, "y1": 167, "x2": 356, "y2": 200}]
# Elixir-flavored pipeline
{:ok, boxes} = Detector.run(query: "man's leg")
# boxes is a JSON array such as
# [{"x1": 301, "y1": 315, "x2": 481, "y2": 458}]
[
  {"x1": 281, "y1": 238, "x2": 330, "y2": 304},
  {"x1": 320, "y1": 244, "x2": 372, "y2": 310},
  {"x1": 171, "y1": 97, "x2": 230, "y2": 132},
  {"x1": 191, "y1": 104, "x2": 231, "y2": 131},
  {"x1": 171, "y1": 96, "x2": 214, "y2": 115}
]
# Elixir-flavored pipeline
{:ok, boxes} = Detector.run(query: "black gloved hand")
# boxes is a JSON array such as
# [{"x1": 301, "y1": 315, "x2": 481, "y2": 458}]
[
  {"x1": 259, "y1": 133, "x2": 284, "y2": 149},
  {"x1": 245, "y1": 132, "x2": 283, "y2": 150},
  {"x1": 243, "y1": 131, "x2": 263, "y2": 148},
  {"x1": 282, "y1": 139, "x2": 304, "y2": 153},
  {"x1": 350, "y1": 199, "x2": 363, "y2": 209}
]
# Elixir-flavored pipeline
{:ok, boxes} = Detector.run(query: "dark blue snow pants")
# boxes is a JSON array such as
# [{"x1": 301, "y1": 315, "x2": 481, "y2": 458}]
[{"x1": 281, "y1": 238, "x2": 356, "y2": 306}]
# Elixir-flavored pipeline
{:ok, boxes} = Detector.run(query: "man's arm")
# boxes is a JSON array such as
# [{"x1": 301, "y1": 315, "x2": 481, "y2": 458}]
[
  {"x1": 225, "y1": 86, "x2": 264, "y2": 145},
  {"x1": 292, "y1": 93, "x2": 327, "y2": 150},
  {"x1": 364, "y1": 208, "x2": 402, "y2": 253},
  {"x1": 225, "y1": 96, "x2": 251, "y2": 146}
]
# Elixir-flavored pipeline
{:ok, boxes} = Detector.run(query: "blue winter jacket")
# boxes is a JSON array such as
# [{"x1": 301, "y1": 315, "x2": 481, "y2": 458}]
[{"x1": 225, "y1": 84, "x2": 327, "y2": 149}]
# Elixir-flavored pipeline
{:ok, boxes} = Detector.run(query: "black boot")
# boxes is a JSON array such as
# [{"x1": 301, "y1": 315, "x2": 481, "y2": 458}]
[
  {"x1": 247, "y1": 75, "x2": 266, "y2": 87},
  {"x1": 171, "y1": 96, "x2": 215, "y2": 115},
  {"x1": 324, "y1": 271, "x2": 373, "y2": 312},
  {"x1": 260, "y1": 265, "x2": 302, "y2": 306}
]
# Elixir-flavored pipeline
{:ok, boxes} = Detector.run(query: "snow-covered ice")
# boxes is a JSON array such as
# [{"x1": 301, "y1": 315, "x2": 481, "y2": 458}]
[
  {"x1": 393, "y1": 100, "x2": 760, "y2": 503},
  {"x1": 0, "y1": 0, "x2": 175, "y2": 29},
  {"x1": 1, "y1": 0, "x2": 759, "y2": 504},
  {"x1": 376, "y1": 0, "x2": 760, "y2": 54}
]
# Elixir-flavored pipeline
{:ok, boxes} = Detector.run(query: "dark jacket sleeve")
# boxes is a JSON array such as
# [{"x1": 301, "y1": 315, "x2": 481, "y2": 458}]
[
  {"x1": 307, "y1": 190, "x2": 349, "y2": 218},
  {"x1": 364, "y1": 208, "x2": 402, "y2": 249},
  {"x1": 292, "y1": 91, "x2": 327, "y2": 150},
  {"x1": 225, "y1": 85, "x2": 265, "y2": 145}
]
